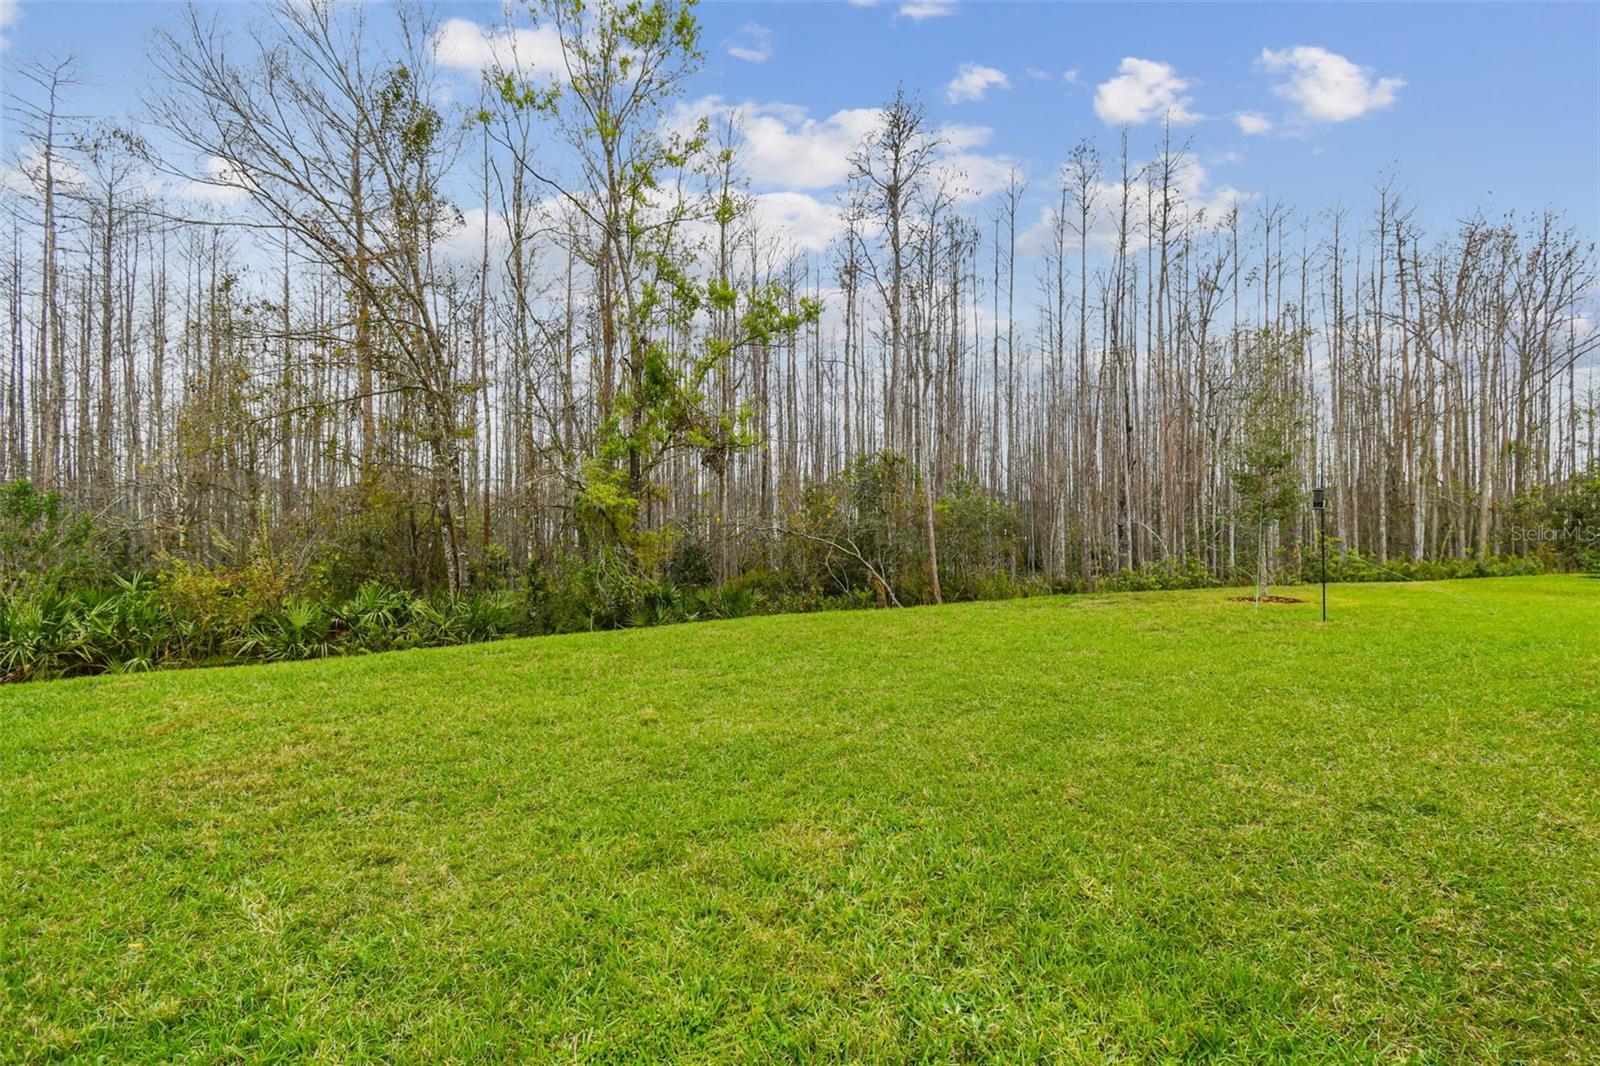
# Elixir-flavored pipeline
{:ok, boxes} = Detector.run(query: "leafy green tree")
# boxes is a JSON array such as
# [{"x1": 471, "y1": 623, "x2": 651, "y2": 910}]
[
  {"x1": 786, "y1": 453, "x2": 932, "y2": 607},
  {"x1": 496, "y1": 0, "x2": 816, "y2": 558},
  {"x1": 1536, "y1": 469, "x2": 1600, "y2": 572},
  {"x1": 1230, "y1": 329, "x2": 1308, "y2": 600},
  {"x1": 578, "y1": 280, "x2": 818, "y2": 549},
  {"x1": 935, "y1": 477, "x2": 1023, "y2": 600}
]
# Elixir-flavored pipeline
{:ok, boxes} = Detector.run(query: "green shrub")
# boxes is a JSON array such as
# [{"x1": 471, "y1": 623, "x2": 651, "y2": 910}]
[
  {"x1": 161, "y1": 559, "x2": 286, "y2": 638},
  {"x1": 235, "y1": 599, "x2": 336, "y2": 662},
  {"x1": 1101, "y1": 555, "x2": 1221, "y2": 593},
  {"x1": 73, "y1": 575, "x2": 172, "y2": 673},
  {"x1": 663, "y1": 531, "x2": 716, "y2": 588},
  {"x1": 443, "y1": 590, "x2": 522, "y2": 643},
  {"x1": 1297, "y1": 546, "x2": 1545, "y2": 585},
  {"x1": 708, "y1": 582, "x2": 760, "y2": 620},
  {"x1": 0, "y1": 480, "x2": 108, "y2": 597},
  {"x1": 335, "y1": 581, "x2": 416, "y2": 652},
  {"x1": 935, "y1": 479, "x2": 1024, "y2": 601},
  {"x1": 0, "y1": 592, "x2": 81, "y2": 682},
  {"x1": 1532, "y1": 472, "x2": 1600, "y2": 571}
]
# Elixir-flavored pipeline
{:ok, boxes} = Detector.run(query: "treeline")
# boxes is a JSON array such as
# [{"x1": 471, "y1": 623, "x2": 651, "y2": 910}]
[
  {"x1": 5, "y1": 466, "x2": 1591, "y2": 681},
  {"x1": 2, "y1": 0, "x2": 1597, "y2": 670}
]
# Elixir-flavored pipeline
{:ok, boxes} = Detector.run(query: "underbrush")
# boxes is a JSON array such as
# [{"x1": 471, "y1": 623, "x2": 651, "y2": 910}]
[
  {"x1": 2, "y1": 550, "x2": 1565, "y2": 683},
  {"x1": 0, "y1": 578, "x2": 525, "y2": 683},
  {"x1": 1295, "y1": 549, "x2": 1547, "y2": 584},
  {"x1": 0, "y1": 567, "x2": 782, "y2": 683},
  {"x1": 0, "y1": 464, "x2": 1582, "y2": 682},
  {"x1": 1092, "y1": 548, "x2": 1551, "y2": 593}
]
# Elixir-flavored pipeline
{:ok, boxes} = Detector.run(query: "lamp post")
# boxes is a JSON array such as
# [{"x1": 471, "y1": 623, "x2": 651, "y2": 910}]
[{"x1": 1312, "y1": 486, "x2": 1327, "y2": 622}]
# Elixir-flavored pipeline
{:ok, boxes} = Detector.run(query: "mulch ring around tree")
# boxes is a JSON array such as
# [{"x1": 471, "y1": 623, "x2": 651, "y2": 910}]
[{"x1": 1230, "y1": 595, "x2": 1307, "y2": 604}]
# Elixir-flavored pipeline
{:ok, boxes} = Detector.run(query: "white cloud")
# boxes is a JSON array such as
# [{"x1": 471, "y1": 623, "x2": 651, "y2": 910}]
[
  {"x1": 850, "y1": 1, "x2": 957, "y2": 21},
  {"x1": 680, "y1": 99, "x2": 1013, "y2": 200},
  {"x1": 435, "y1": 205, "x2": 512, "y2": 269},
  {"x1": 432, "y1": 17, "x2": 564, "y2": 81},
  {"x1": 726, "y1": 23, "x2": 773, "y2": 64},
  {"x1": 751, "y1": 191, "x2": 843, "y2": 253},
  {"x1": 0, "y1": 143, "x2": 83, "y2": 198},
  {"x1": 1093, "y1": 57, "x2": 1201, "y2": 126},
  {"x1": 178, "y1": 156, "x2": 253, "y2": 206},
  {"x1": 0, "y1": 157, "x2": 34, "y2": 199},
  {"x1": 676, "y1": 97, "x2": 883, "y2": 189},
  {"x1": 1164, "y1": 158, "x2": 1249, "y2": 226},
  {"x1": 668, "y1": 94, "x2": 1017, "y2": 260},
  {"x1": 946, "y1": 62, "x2": 1009, "y2": 104},
  {"x1": 938, "y1": 122, "x2": 994, "y2": 151},
  {"x1": 1020, "y1": 154, "x2": 1249, "y2": 255},
  {"x1": 0, "y1": 0, "x2": 20, "y2": 51},
  {"x1": 1063, "y1": 69, "x2": 1081, "y2": 86},
  {"x1": 931, "y1": 153, "x2": 1018, "y2": 203},
  {"x1": 1234, "y1": 111, "x2": 1273, "y2": 136},
  {"x1": 899, "y1": 0, "x2": 957, "y2": 19},
  {"x1": 1171, "y1": 158, "x2": 1249, "y2": 222},
  {"x1": 1259, "y1": 45, "x2": 1403, "y2": 122}
]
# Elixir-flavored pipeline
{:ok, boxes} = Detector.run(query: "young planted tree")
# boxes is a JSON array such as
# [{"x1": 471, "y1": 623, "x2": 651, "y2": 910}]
[{"x1": 1231, "y1": 327, "x2": 1308, "y2": 600}]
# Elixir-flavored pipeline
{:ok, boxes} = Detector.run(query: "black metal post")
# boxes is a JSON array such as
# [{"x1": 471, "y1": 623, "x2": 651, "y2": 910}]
[
  {"x1": 1319, "y1": 505, "x2": 1327, "y2": 622},
  {"x1": 1312, "y1": 486, "x2": 1327, "y2": 622}
]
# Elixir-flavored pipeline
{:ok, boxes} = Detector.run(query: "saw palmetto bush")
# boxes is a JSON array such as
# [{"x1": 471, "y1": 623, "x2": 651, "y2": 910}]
[
  {"x1": 0, "y1": 593, "x2": 81, "y2": 683},
  {"x1": 334, "y1": 582, "x2": 418, "y2": 653},
  {"x1": 446, "y1": 591, "x2": 523, "y2": 643},
  {"x1": 234, "y1": 599, "x2": 337, "y2": 663},
  {"x1": 71, "y1": 576, "x2": 174, "y2": 674},
  {"x1": 0, "y1": 577, "x2": 183, "y2": 682},
  {"x1": 0, "y1": 581, "x2": 532, "y2": 682}
]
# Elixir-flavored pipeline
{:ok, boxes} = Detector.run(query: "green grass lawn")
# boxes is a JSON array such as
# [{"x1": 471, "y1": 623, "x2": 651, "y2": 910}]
[{"x1": 3, "y1": 576, "x2": 1597, "y2": 1063}]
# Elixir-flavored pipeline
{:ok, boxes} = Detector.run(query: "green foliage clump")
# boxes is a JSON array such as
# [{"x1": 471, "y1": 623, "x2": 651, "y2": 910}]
[
  {"x1": 0, "y1": 480, "x2": 108, "y2": 597},
  {"x1": 1295, "y1": 544, "x2": 1545, "y2": 584},
  {"x1": 1229, "y1": 328, "x2": 1308, "y2": 598},
  {"x1": 521, "y1": 547, "x2": 762, "y2": 636},
  {"x1": 778, "y1": 455, "x2": 1048, "y2": 608},
  {"x1": 1101, "y1": 554, "x2": 1223, "y2": 593},
  {"x1": 783, "y1": 452, "x2": 929, "y2": 607},
  {"x1": 933, "y1": 478, "x2": 1027, "y2": 601},
  {"x1": 0, "y1": 570, "x2": 531, "y2": 683},
  {"x1": 1522, "y1": 471, "x2": 1600, "y2": 573},
  {"x1": 0, "y1": 592, "x2": 82, "y2": 682},
  {"x1": 3, "y1": 460, "x2": 1589, "y2": 685}
]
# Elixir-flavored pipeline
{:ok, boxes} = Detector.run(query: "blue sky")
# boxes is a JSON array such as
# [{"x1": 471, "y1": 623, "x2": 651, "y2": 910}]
[
  {"x1": 687, "y1": 1, "x2": 1600, "y2": 237},
  {"x1": 4, "y1": 0, "x2": 1597, "y2": 251}
]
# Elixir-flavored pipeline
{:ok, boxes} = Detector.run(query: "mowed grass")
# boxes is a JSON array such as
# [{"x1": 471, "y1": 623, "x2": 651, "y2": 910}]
[{"x1": 2, "y1": 577, "x2": 1597, "y2": 1063}]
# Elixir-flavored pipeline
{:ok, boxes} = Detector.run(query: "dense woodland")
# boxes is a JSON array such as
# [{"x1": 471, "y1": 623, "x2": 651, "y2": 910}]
[{"x1": 2, "y1": 0, "x2": 1598, "y2": 676}]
